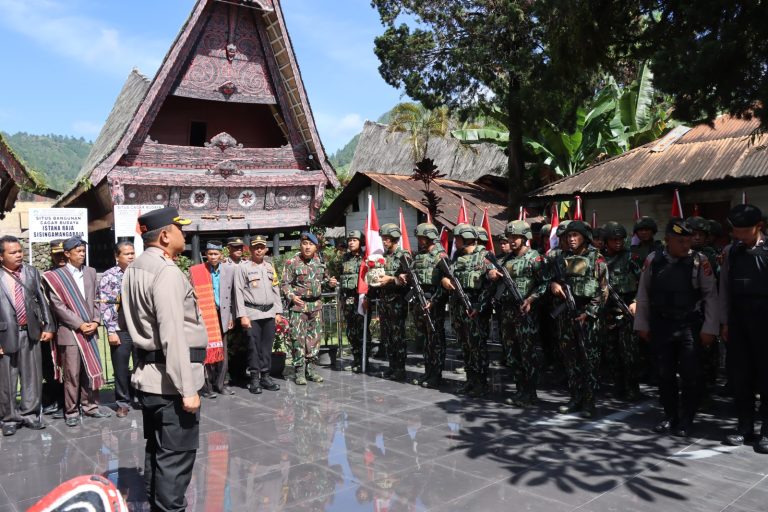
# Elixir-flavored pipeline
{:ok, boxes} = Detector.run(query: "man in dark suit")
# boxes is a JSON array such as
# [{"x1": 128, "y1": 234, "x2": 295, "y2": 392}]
[
  {"x1": 45, "y1": 236, "x2": 112, "y2": 427},
  {"x1": 0, "y1": 236, "x2": 55, "y2": 436}
]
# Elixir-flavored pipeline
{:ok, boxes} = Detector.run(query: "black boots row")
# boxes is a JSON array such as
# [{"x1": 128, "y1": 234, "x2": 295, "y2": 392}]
[{"x1": 248, "y1": 371, "x2": 280, "y2": 394}]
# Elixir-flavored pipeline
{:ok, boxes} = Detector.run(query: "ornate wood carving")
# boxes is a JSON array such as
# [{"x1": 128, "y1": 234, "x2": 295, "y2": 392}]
[
  {"x1": 206, "y1": 159, "x2": 245, "y2": 178},
  {"x1": 120, "y1": 143, "x2": 306, "y2": 170},
  {"x1": 205, "y1": 132, "x2": 243, "y2": 151}
]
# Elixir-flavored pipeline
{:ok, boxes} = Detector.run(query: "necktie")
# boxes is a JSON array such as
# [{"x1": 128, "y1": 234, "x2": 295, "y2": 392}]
[{"x1": 12, "y1": 270, "x2": 27, "y2": 326}]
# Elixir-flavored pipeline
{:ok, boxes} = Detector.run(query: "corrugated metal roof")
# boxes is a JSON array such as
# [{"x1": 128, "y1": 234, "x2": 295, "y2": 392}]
[{"x1": 528, "y1": 115, "x2": 767, "y2": 199}]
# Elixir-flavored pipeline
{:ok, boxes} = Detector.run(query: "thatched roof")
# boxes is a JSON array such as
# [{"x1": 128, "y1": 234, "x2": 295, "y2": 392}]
[
  {"x1": 0, "y1": 133, "x2": 58, "y2": 215},
  {"x1": 349, "y1": 121, "x2": 507, "y2": 182}
]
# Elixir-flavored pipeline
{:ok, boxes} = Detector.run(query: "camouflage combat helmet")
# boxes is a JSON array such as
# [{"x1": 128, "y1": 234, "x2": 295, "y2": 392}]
[
  {"x1": 505, "y1": 220, "x2": 532, "y2": 240},
  {"x1": 540, "y1": 224, "x2": 552, "y2": 237},
  {"x1": 555, "y1": 220, "x2": 572, "y2": 237},
  {"x1": 686, "y1": 216, "x2": 711, "y2": 233},
  {"x1": 708, "y1": 219, "x2": 723, "y2": 238},
  {"x1": 476, "y1": 227, "x2": 489, "y2": 243},
  {"x1": 453, "y1": 223, "x2": 479, "y2": 241},
  {"x1": 602, "y1": 221, "x2": 627, "y2": 240},
  {"x1": 414, "y1": 222, "x2": 439, "y2": 241},
  {"x1": 633, "y1": 216, "x2": 658, "y2": 234},
  {"x1": 564, "y1": 220, "x2": 593, "y2": 241},
  {"x1": 379, "y1": 223, "x2": 401, "y2": 239},
  {"x1": 347, "y1": 229, "x2": 364, "y2": 242}
]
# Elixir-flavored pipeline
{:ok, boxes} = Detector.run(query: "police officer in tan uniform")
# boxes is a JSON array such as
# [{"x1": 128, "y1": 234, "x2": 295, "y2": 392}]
[
  {"x1": 234, "y1": 235, "x2": 283, "y2": 395},
  {"x1": 122, "y1": 207, "x2": 208, "y2": 512}
]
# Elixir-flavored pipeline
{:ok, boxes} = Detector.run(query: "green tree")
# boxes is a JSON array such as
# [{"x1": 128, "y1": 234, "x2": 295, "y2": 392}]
[
  {"x1": 387, "y1": 102, "x2": 449, "y2": 162},
  {"x1": 371, "y1": 0, "x2": 644, "y2": 208},
  {"x1": 644, "y1": 0, "x2": 768, "y2": 130}
]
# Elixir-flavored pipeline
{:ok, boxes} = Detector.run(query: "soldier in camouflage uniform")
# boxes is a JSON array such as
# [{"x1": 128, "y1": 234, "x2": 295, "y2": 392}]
[
  {"x1": 374, "y1": 223, "x2": 410, "y2": 381},
  {"x1": 281, "y1": 232, "x2": 338, "y2": 385},
  {"x1": 631, "y1": 217, "x2": 664, "y2": 262},
  {"x1": 549, "y1": 221, "x2": 608, "y2": 417},
  {"x1": 487, "y1": 220, "x2": 546, "y2": 406},
  {"x1": 687, "y1": 216, "x2": 721, "y2": 388},
  {"x1": 435, "y1": 224, "x2": 492, "y2": 397},
  {"x1": 339, "y1": 230, "x2": 370, "y2": 373},
  {"x1": 601, "y1": 222, "x2": 642, "y2": 400},
  {"x1": 407, "y1": 223, "x2": 447, "y2": 388}
]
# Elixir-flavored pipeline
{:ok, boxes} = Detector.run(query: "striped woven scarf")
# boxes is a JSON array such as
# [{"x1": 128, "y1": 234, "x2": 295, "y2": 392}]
[
  {"x1": 189, "y1": 264, "x2": 224, "y2": 364},
  {"x1": 42, "y1": 267, "x2": 103, "y2": 389}
]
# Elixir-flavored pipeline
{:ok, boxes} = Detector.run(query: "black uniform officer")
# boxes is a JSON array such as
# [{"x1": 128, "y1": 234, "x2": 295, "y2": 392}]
[
  {"x1": 634, "y1": 218, "x2": 719, "y2": 437},
  {"x1": 720, "y1": 204, "x2": 768, "y2": 452}
]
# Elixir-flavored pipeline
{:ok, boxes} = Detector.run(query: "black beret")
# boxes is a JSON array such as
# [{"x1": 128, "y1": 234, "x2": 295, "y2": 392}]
[
  {"x1": 137, "y1": 207, "x2": 191, "y2": 233},
  {"x1": 666, "y1": 218, "x2": 693, "y2": 236},
  {"x1": 727, "y1": 204, "x2": 763, "y2": 228}
]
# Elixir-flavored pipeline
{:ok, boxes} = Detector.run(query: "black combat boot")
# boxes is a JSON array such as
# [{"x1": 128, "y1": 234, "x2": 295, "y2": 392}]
[
  {"x1": 247, "y1": 371, "x2": 262, "y2": 395},
  {"x1": 260, "y1": 372, "x2": 280, "y2": 391}
]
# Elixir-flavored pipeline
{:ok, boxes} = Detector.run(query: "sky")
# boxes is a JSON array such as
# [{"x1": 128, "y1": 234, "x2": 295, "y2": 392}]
[{"x1": 0, "y1": 0, "x2": 406, "y2": 153}]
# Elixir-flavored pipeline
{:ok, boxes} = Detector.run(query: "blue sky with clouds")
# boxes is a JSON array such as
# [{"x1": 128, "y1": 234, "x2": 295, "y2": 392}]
[{"x1": 0, "y1": 0, "x2": 406, "y2": 153}]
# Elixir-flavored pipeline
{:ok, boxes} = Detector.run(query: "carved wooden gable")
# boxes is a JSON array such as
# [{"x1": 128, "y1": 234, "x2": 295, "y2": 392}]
[{"x1": 172, "y1": 2, "x2": 278, "y2": 104}]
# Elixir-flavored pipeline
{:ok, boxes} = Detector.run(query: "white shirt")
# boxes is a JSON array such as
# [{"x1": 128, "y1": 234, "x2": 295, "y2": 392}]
[{"x1": 66, "y1": 263, "x2": 86, "y2": 298}]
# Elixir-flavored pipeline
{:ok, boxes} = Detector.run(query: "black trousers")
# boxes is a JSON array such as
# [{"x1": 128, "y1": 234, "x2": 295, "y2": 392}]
[
  {"x1": 651, "y1": 316, "x2": 703, "y2": 426},
  {"x1": 41, "y1": 339, "x2": 63, "y2": 409},
  {"x1": 204, "y1": 314, "x2": 229, "y2": 393},
  {"x1": 728, "y1": 298, "x2": 768, "y2": 435},
  {"x1": 246, "y1": 318, "x2": 275, "y2": 374},
  {"x1": 110, "y1": 331, "x2": 137, "y2": 408},
  {"x1": 139, "y1": 391, "x2": 200, "y2": 512}
]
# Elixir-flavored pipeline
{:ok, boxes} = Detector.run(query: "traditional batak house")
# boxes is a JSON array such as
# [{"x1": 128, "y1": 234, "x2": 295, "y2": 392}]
[
  {"x1": 0, "y1": 133, "x2": 57, "y2": 220},
  {"x1": 57, "y1": 0, "x2": 337, "y2": 268}
]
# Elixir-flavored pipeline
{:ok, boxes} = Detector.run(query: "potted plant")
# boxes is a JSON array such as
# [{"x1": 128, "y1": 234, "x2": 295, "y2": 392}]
[{"x1": 271, "y1": 315, "x2": 290, "y2": 377}]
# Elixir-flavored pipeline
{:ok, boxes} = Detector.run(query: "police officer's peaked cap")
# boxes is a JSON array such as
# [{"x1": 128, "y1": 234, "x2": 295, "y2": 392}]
[
  {"x1": 49, "y1": 239, "x2": 65, "y2": 254},
  {"x1": 727, "y1": 204, "x2": 763, "y2": 228},
  {"x1": 602, "y1": 221, "x2": 627, "y2": 240},
  {"x1": 137, "y1": 207, "x2": 191, "y2": 233},
  {"x1": 505, "y1": 220, "x2": 532, "y2": 240},
  {"x1": 685, "y1": 216, "x2": 710, "y2": 233},
  {"x1": 633, "y1": 216, "x2": 658, "y2": 234},
  {"x1": 300, "y1": 231, "x2": 319, "y2": 245},
  {"x1": 555, "y1": 220, "x2": 571, "y2": 237},
  {"x1": 414, "y1": 223, "x2": 439, "y2": 241},
  {"x1": 63, "y1": 235, "x2": 87, "y2": 251},
  {"x1": 250, "y1": 235, "x2": 268, "y2": 247},
  {"x1": 540, "y1": 224, "x2": 552, "y2": 237},
  {"x1": 666, "y1": 218, "x2": 693, "y2": 236},
  {"x1": 564, "y1": 220, "x2": 592, "y2": 241},
  {"x1": 476, "y1": 227, "x2": 489, "y2": 243},
  {"x1": 453, "y1": 223, "x2": 478, "y2": 240},
  {"x1": 205, "y1": 240, "x2": 223, "y2": 251},
  {"x1": 346, "y1": 230, "x2": 364, "y2": 242},
  {"x1": 379, "y1": 223, "x2": 401, "y2": 239},
  {"x1": 226, "y1": 236, "x2": 245, "y2": 246}
]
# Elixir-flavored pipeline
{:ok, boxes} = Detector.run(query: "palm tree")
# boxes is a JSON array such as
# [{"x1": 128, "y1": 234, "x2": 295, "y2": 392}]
[{"x1": 388, "y1": 103, "x2": 450, "y2": 162}]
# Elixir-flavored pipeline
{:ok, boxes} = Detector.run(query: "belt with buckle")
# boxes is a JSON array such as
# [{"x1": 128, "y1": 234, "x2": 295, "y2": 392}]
[{"x1": 137, "y1": 348, "x2": 207, "y2": 364}]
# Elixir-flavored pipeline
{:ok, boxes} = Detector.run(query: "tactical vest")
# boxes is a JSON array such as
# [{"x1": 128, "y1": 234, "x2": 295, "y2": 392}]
[
  {"x1": 454, "y1": 246, "x2": 486, "y2": 291},
  {"x1": 649, "y1": 251, "x2": 701, "y2": 320},
  {"x1": 728, "y1": 242, "x2": 768, "y2": 298},
  {"x1": 384, "y1": 247, "x2": 405, "y2": 277},
  {"x1": 606, "y1": 251, "x2": 638, "y2": 295},
  {"x1": 413, "y1": 246, "x2": 442, "y2": 289},
  {"x1": 340, "y1": 252, "x2": 362, "y2": 291},
  {"x1": 503, "y1": 249, "x2": 540, "y2": 297},
  {"x1": 563, "y1": 249, "x2": 600, "y2": 299}
]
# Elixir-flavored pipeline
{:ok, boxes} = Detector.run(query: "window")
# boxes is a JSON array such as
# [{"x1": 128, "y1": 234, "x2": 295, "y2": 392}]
[{"x1": 189, "y1": 121, "x2": 207, "y2": 147}]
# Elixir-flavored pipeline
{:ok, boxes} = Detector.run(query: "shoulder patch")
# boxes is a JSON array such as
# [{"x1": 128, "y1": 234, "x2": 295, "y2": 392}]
[{"x1": 701, "y1": 258, "x2": 713, "y2": 276}]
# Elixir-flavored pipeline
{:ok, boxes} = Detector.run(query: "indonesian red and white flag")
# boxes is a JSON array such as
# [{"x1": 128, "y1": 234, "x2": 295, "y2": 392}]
[
  {"x1": 398, "y1": 207, "x2": 412, "y2": 252},
  {"x1": 439, "y1": 226, "x2": 449, "y2": 252},
  {"x1": 357, "y1": 194, "x2": 385, "y2": 315},
  {"x1": 573, "y1": 195, "x2": 583, "y2": 221},
  {"x1": 631, "y1": 200, "x2": 641, "y2": 246},
  {"x1": 451, "y1": 197, "x2": 469, "y2": 257},
  {"x1": 671, "y1": 188, "x2": 684, "y2": 218},
  {"x1": 548, "y1": 202, "x2": 560, "y2": 251},
  {"x1": 480, "y1": 207, "x2": 495, "y2": 253}
]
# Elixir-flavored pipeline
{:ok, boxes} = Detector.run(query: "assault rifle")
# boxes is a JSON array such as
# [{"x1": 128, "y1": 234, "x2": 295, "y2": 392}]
[
  {"x1": 400, "y1": 253, "x2": 436, "y2": 332},
  {"x1": 437, "y1": 256, "x2": 474, "y2": 315},
  {"x1": 484, "y1": 252, "x2": 535, "y2": 329},
  {"x1": 606, "y1": 281, "x2": 633, "y2": 319},
  {"x1": 550, "y1": 255, "x2": 589, "y2": 361}
]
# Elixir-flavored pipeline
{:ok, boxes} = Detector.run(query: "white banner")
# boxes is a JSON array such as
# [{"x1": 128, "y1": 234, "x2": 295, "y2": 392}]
[
  {"x1": 114, "y1": 204, "x2": 164, "y2": 257},
  {"x1": 28, "y1": 208, "x2": 88, "y2": 242}
]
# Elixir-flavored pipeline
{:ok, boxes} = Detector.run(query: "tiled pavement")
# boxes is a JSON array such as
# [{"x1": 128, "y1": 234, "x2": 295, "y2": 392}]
[{"x1": 2, "y1": 359, "x2": 767, "y2": 511}]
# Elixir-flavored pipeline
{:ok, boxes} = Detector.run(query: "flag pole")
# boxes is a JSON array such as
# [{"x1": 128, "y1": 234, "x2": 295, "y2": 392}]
[{"x1": 362, "y1": 308, "x2": 368, "y2": 374}]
